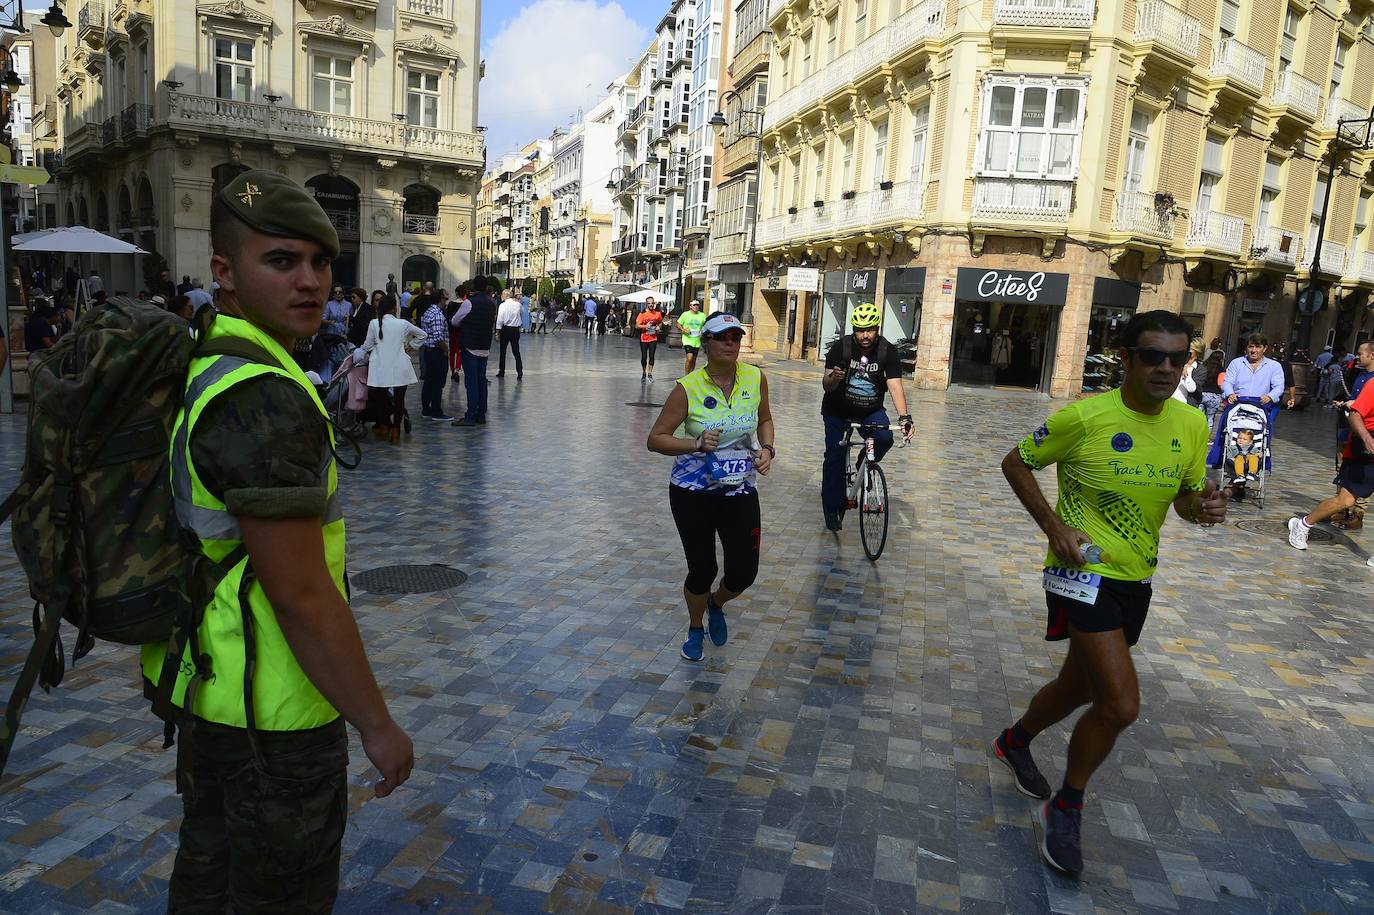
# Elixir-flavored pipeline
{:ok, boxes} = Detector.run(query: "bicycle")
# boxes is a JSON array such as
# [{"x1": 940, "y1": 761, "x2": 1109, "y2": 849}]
[{"x1": 841, "y1": 422, "x2": 905, "y2": 561}]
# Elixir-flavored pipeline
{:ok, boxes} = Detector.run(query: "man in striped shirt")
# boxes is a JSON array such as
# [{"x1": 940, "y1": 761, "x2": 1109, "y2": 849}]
[{"x1": 419, "y1": 296, "x2": 452, "y2": 421}]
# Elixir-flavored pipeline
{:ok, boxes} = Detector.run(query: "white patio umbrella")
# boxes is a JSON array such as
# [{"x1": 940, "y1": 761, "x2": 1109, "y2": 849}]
[
  {"x1": 616, "y1": 289, "x2": 663, "y2": 304},
  {"x1": 12, "y1": 225, "x2": 148, "y2": 256}
]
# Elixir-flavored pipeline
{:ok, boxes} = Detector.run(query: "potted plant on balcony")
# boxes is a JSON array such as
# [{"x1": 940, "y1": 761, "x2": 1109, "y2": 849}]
[{"x1": 1152, "y1": 191, "x2": 1183, "y2": 218}]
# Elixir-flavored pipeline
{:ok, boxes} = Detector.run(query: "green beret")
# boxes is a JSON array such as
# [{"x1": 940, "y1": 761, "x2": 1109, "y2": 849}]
[{"x1": 218, "y1": 169, "x2": 341, "y2": 258}]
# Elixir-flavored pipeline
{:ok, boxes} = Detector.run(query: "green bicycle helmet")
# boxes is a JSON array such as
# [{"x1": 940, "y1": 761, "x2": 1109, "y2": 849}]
[{"x1": 850, "y1": 302, "x2": 881, "y2": 329}]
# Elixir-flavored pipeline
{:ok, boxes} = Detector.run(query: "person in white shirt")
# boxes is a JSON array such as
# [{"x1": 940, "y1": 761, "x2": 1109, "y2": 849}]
[
  {"x1": 1172, "y1": 339, "x2": 1202, "y2": 403},
  {"x1": 360, "y1": 295, "x2": 426, "y2": 445},
  {"x1": 186, "y1": 278, "x2": 214, "y2": 310},
  {"x1": 87, "y1": 270, "x2": 104, "y2": 296},
  {"x1": 495, "y1": 288, "x2": 524, "y2": 380}
]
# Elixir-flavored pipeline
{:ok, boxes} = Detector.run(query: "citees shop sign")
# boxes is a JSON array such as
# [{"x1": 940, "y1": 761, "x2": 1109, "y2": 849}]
[{"x1": 955, "y1": 267, "x2": 1069, "y2": 306}]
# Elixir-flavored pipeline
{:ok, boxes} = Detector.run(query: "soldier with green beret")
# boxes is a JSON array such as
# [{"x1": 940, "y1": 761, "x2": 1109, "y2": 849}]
[{"x1": 142, "y1": 169, "x2": 414, "y2": 912}]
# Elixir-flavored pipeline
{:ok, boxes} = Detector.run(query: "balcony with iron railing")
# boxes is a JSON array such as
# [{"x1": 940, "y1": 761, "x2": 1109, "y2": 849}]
[
  {"x1": 161, "y1": 90, "x2": 483, "y2": 165},
  {"x1": 972, "y1": 177, "x2": 1073, "y2": 223},
  {"x1": 78, "y1": 1, "x2": 105, "y2": 48},
  {"x1": 403, "y1": 213, "x2": 439, "y2": 235},
  {"x1": 993, "y1": 0, "x2": 1094, "y2": 28},
  {"x1": 613, "y1": 231, "x2": 648, "y2": 256},
  {"x1": 1250, "y1": 225, "x2": 1300, "y2": 269},
  {"x1": 1299, "y1": 239, "x2": 1347, "y2": 276},
  {"x1": 1210, "y1": 37, "x2": 1267, "y2": 98},
  {"x1": 1132, "y1": 0, "x2": 1200, "y2": 65},
  {"x1": 119, "y1": 103, "x2": 152, "y2": 138},
  {"x1": 1324, "y1": 97, "x2": 1374, "y2": 146},
  {"x1": 1113, "y1": 190, "x2": 1177, "y2": 241},
  {"x1": 1184, "y1": 210, "x2": 1246, "y2": 256},
  {"x1": 1270, "y1": 71, "x2": 1321, "y2": 122},
  {"x1": 763, "y1": 0, "x2": 945, "y2": 130}
]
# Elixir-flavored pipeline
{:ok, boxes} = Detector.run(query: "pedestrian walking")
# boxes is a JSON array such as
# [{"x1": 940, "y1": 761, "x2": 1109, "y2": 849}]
[
  {"x1": 152, "y1": 169, "x2": 413, "y2": 913},
  {"x1": 359, "y1": 295, "x2": 425, "y2": 444},
  {"x1": 637, "y1": 297, "x2": 664, "y2": 381},
  {"x1": 419, "y1": 292, "x2": 452, "y2": 421},
  {"x1": 583, "y1": 296, "x2": 597, "y2": 338},
  {"x1": 520, "y1": 293, "x2": 532, "y2": 334},
  {"x1": 86, "y1": 269, "x2": 104, "y2": 296},
  {"x1": 450, "y1": 278, "x2": 498, "y2": 427},
  {"x1": 1194, "y1": 350, "x2": 1224, "y2": 440},
  {"x1": 993, "y1": 310, "x2": 1226, "y2": 877},
  {"x1": 446, "y1": 284, "x2": 467, "y2": 380},
  {"x1": 496, "y1": 289, "x2": 524, "y2": 380},
  {"x1": 646, "y1": 313, "x2": 775, "y2": 662},
  {"x1": 349, "y1": 290, "x2": 380, "y2": 347}
]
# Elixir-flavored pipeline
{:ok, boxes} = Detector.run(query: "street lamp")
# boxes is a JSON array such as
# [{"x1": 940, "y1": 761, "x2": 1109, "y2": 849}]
[
  {"x1": 1297, "y1": 107, "x2": 1374, "y2": 352},
  {"x1": 38, "y1": 3, "x2": 71, "y2": 36},
  {"x1": 710, "y1": 89, "x2": 765, "y2": 325},
  {"x1": 575, "y1": 208, "x2": 589, "y2": 289}
]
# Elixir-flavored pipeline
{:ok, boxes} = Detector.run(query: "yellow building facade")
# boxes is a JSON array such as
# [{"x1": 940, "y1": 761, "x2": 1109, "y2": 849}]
[{"x1": 751, "y1": 0, "x2": 1374, "y2": 396}]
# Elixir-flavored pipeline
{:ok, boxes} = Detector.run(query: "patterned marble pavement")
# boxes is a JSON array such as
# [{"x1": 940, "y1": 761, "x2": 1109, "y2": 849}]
[{"x1": 0, "y1": 331, "x2": 1371, "y2": 914}]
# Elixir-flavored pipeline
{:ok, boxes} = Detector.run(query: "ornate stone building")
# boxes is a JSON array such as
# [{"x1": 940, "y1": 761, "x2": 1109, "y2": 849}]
[{"x1": 51, "y1": 0, "x2": 484, "y2": 293}]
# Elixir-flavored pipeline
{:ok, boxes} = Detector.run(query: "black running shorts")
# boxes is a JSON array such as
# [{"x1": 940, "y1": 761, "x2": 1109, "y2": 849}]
[
  {"x1": 1045, "y1": 576, "x2": 1152, "y2": 647},
  {"x1": 1335, "y1": 458, "x2": 1374, "y2": 499}
]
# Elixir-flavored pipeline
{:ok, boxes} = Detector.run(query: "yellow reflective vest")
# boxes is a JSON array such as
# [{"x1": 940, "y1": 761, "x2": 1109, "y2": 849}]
[{"x1": 141, "y1": 315, "x2": 343, "y2": 731}]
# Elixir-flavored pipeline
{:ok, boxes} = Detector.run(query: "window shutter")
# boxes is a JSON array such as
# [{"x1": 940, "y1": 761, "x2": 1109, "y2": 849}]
[
  {"x1": 1219, "y1": 0, "x2": 1239, "y2": 35},
  {"x1": 1263, "y1": 157, "x2": 1281, "y2": 190},
  {"x1": 1202, "y1": 135, "x2": 1224, "y2": 173}
]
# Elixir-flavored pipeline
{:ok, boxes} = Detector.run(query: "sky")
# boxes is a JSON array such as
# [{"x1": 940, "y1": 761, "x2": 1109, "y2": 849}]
[{"x1": 478, "y1": 0, "x2": 660, "y2": 166}]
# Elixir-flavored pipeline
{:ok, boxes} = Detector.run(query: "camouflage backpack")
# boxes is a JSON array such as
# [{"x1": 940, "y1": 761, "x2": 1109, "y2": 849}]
[{"x1": 0, "y1": 298, "x2": 275, "y2": 775}]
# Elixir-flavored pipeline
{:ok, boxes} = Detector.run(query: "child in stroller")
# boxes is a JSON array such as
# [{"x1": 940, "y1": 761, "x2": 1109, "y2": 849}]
[
  {"x1": 1229, "y1": 429, "x2": 1262, "y2": 484},
  {"x1": 1220, "y1": 401, "x2": 1270, "y2": 502}
]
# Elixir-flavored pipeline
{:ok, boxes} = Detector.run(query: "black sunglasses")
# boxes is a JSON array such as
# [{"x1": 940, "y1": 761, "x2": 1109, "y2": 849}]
[{"x1": 1127, "y1": 346, "x2": 1191, "y2": 367}]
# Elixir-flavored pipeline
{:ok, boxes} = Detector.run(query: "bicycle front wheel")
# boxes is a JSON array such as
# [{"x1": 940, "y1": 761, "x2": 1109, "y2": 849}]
[{"x1": 859, "y1": 462, "x2": 889, "y2": 561}]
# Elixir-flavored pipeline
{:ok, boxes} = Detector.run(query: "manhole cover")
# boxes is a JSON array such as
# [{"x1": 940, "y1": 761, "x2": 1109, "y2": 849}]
[
  {"x1": 625, "y1": 401, "x2": 665, "y2": 408},
  {"x1": 1234, "y1": 519, "x2": 1335, "y2": 544},
  {"x1": 352, "y1": 564, "x2": 468, "y2": 594}
]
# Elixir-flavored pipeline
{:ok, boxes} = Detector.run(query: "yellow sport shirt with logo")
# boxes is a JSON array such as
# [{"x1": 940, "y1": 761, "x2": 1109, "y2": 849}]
[{"x1": 1017, "y1": 388, "x2": 1207, "y2": 582}]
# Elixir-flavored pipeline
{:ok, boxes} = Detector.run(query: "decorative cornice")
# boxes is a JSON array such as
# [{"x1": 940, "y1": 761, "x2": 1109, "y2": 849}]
[
  {"x1": 395, "y1": 34, "x2": 461, "y2": 62},
  {"x1": 299, "y1": 15, "x2": 374, "y2": 48},
  {"x1": 197, "y1": 0, "x2": 274, "y2": 29}
]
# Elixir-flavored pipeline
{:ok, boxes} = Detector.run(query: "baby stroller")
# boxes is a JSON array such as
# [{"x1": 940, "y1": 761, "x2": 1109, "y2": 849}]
[
  {"x1": 319, "y1": 347, "x2": 368, "y2": 443},
  {"x1": 1220, "y1": 401, "x2": 1270, "y2": 507}
]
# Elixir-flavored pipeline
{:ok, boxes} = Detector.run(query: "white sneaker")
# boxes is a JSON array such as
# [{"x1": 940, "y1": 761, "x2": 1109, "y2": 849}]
[
  {"x1": 1288, "y1": 517, "x2": 1310, "y2": 551},
  {"x1": 1367, "y1": 555, "x2": 1374, "y2": 567}
]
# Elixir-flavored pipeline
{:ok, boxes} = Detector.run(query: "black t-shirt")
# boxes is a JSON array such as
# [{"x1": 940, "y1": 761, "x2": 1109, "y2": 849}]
[
  {"x1": 822, "y1": 336, "x2": 903, "y2": 419},
  {"x1": 24, "y1": 315, "x2": 55, "y2": 352}
]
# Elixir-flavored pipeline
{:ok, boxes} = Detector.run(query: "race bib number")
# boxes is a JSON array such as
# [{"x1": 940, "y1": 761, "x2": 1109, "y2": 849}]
[
  {"x1": 710, "y1": 448, "x2": 754, "y2": 486},
  {"x1": 1042, "y1": 566, "x2": 1101, "y2": 604}
]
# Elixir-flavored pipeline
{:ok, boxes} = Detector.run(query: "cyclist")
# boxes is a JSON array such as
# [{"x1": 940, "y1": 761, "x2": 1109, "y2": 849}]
[
  {"x1": 993, "y1": 309, "x2": 1228, "y2": 877},
  {"x1": 820, "y1": 302, "x2": 914, "y2": 531},
  {"x1": 647, "y1": 313, "x2": 775, "y2": 662},
  {"x1": 678, "y1": 299, "x2": 706, "y2": 375}
]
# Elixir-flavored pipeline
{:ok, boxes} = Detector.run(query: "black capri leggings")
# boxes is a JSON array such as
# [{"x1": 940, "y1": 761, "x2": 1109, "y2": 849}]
[
  {"x1": 669, "y1": 485, "x2": 761, "y2": 595},
  {"x1": 640, "y1": 340, "x2": 658, "y2": 369}
]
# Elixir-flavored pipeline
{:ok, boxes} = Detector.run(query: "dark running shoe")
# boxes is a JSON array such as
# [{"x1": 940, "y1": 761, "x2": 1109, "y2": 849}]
[
  {"x1": 993, "y1": 732, "x2": 1051, "y2": 799},
  {"x1": 824, "y1": 510, "x2": 843, "y2": 532},
  {"x1": 1035, "y1": 800, "x2": 1083, "y2": 876}
]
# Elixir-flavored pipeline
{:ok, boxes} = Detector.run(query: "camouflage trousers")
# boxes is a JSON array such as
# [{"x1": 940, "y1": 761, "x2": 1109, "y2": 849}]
[{"x1": 168, "y1": 717, "x2": 348, "y2": 914}]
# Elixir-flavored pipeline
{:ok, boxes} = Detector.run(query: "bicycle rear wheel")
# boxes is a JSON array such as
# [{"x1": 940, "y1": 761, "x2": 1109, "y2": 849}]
[{"x1": 859, "y1": 462, "x2": 889, "y2": 561}]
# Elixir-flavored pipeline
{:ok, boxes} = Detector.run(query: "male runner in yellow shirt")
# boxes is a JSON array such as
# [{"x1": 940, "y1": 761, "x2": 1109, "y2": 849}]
[{"x1": 992, "y1": 310, "x2": 1229, "y2": 877}]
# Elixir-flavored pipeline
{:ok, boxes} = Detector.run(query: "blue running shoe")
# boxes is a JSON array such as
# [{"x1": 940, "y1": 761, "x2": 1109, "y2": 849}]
[
  {"x1": 706, "y1": 596, "x2": 728, "y2": 647},
  {"x1": 681, "y1": 627, "x2": 705, "y2": 662}
]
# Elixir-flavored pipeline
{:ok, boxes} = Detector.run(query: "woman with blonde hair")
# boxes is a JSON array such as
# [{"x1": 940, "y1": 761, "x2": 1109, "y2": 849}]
[{"x1": 1172, "y1": 338, "x2": 1204, "y2": 403}]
